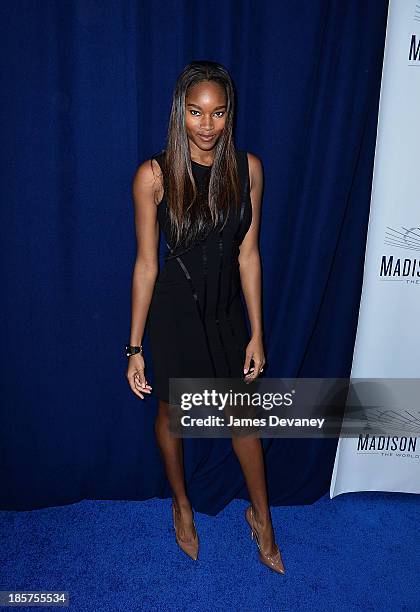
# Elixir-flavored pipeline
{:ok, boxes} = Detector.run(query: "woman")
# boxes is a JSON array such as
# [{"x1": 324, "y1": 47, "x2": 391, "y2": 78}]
[{"x1": 125, "y1": 61, "x2": 285, "y2": 575}]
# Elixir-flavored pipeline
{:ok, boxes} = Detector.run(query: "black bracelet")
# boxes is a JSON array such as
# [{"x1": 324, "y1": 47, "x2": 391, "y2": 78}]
[{"x1": 125, "y1": 344, "x2": 143, "y2": 357}]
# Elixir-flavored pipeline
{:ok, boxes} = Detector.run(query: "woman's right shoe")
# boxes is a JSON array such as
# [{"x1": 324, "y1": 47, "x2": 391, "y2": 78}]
[
  {"x1": 171, "y1": 501, "x2": 199, "y2": 561},
  {"x1": 245, "y1": 505, "x2": 285, "y2": 575}
]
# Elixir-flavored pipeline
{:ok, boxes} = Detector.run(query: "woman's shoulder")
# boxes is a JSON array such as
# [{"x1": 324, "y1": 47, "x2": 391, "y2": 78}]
[
  {"x1": 134, "y1": 149, "x2": 165, "y2": 179},
  {"x1": 242, "y1": 150, "x2": 263, "y2": 188},
  {"x1": 238, "y1": 149, "x2": 262, "y2": 168},
  {"x1": 132, "y1": 150, "x2": 166, "y2": 206}
]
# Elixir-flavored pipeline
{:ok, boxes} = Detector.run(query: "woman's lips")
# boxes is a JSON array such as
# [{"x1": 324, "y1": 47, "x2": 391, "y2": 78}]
[{"x1": 198, "y1": 134, "x2": 215, "y2": 141}]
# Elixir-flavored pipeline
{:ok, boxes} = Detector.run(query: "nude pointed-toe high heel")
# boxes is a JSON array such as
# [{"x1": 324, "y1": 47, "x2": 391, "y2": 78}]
[
  {"x1": 245, "y1": 505, "x2": 285, "y2": 575},
  {"x1": 172, "y1": 501, "x2": 199, "y2": 561}
]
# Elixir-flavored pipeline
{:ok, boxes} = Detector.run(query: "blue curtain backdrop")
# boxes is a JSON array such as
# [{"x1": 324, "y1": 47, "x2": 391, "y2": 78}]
[{"x1": 0, "y1": 1, "x2": 388, "y2": 512}]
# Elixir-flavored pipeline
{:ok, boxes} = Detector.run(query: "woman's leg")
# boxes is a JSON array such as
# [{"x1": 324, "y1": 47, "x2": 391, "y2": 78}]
[
  {"x1": 154, "y1": 399, "x2": 196, "y2": 541},
  {"x1": 231, "y1": 436, "x2": 278, "y2": 555}
]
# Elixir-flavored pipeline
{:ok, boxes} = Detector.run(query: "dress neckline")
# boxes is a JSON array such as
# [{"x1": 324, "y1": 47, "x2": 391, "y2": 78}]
[{"x1": 191, "y1": 159, "x2": 213, "y2": 168}]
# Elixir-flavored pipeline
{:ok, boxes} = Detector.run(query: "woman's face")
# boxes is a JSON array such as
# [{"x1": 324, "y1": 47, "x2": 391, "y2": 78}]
[{"x1": 184, "y1": 80, "x2": 227, "y2": 154}]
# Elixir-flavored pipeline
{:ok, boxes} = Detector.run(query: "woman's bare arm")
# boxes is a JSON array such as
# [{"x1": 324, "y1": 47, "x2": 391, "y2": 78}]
[
  {"x1": 238, "y1": 153, "x2": 265, "y2": 380},
  {"x1": 126, "y1": 158, "x2": 161, "y2": 398}
]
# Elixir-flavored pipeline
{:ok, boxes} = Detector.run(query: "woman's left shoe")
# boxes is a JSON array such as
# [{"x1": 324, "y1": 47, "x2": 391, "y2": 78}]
[{"x1": 245, "y1": 505, "x2": 285, "y2": 575}]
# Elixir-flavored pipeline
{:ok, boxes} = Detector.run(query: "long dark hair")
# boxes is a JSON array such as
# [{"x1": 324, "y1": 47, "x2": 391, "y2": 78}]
[{"x1": 157, "y1": 60, "x2": 242, "y2": 248}]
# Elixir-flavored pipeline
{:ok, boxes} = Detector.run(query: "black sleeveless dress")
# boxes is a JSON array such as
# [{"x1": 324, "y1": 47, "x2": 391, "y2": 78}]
[{"x1": 147, "y1": 148, "x2": 252, "y2": 403}]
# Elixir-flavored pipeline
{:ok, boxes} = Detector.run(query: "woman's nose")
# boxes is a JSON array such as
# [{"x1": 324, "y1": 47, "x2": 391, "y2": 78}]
[{"x1": 200, "y1": 117, "x2": 213, "y2": 130}]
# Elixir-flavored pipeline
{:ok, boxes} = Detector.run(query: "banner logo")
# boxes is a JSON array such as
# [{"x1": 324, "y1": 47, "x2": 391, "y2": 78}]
[
  {"x1": 380, "y1": 226, "x2": 420, "y2": 282},
  {"x1": 357, "y1": 434, "x2": 418, "y2": 457}
]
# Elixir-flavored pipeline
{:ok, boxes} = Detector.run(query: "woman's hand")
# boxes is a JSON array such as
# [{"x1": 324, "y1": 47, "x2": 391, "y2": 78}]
[
  {"x1": 243, "y1": 335, "x2": 266, "y2": 383},
  {"x1": 126, "y1": 354, "x2": 153, "y2": 399}
]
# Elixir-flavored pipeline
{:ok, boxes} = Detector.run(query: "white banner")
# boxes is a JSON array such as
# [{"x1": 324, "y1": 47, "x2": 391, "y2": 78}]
[{"x1": 330, "y1": 0, "x2": 420, "y2": 497}]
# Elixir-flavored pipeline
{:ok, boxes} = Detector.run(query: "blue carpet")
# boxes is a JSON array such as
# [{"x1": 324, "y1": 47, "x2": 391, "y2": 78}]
[{"x1": 0, "y1": 491, "x2": 419, "y2": 611}]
